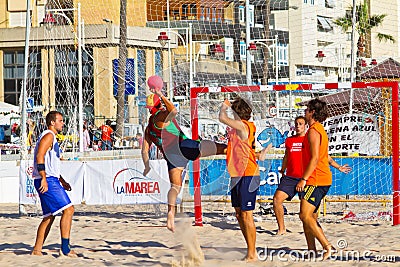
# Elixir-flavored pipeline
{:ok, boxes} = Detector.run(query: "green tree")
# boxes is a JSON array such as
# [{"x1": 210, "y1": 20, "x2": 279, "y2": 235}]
[{"x1": 333, "y1": 0, "x2": 395, "y2": 58}]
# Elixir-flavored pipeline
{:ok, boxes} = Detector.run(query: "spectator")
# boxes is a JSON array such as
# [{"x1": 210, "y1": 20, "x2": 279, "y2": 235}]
[
  {"x1": 135, "y1": 133, "x2": 143, "y2": 149},
  {"x1": 82, "y1": 125, "x2": 91, "y2": 151},
  {"x1": 99, "y1": 120, "x2": 113, "y2": 150}
]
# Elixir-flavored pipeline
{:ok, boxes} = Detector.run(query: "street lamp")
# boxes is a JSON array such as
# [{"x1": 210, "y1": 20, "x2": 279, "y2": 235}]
[
  {"x1": 43, "y1": 3, "x2": 84, "y2": 153},
  {"x1": 191, "y1": 40, "x2": 223, "y2": 81},
  {"x1": 211, "y1": 44, "x2": 225, "y2": 60},
  {"x1": 315, "y1": 47, "x2": 347, "y2": 82},
  {"x1": 247, "y1": 36, "x2": 279, "y2": 84},
  {"x1": 157, "y1": 23, "x2": 193, "y2": 99},
  {"x1": 315, "y1": 50, "x2": 326, "y2": 62}
]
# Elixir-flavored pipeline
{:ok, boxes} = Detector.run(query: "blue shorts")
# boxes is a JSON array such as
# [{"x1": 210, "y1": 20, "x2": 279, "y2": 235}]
[
  {"x1": 298, "y1": 185, "x2": 330, "y2": 213},
  {"x1": 165, "y1": 139, "x2": 201, "y2": 170},
  {"x1": 34, "y1": 176, "x2": 72, "y2": 218},
  {"x1": 230, "y1": 176, "x2": 260, "y2": 211},
  {"x1": 276, "y1": 175, "x2": 301, "y2": 201}
]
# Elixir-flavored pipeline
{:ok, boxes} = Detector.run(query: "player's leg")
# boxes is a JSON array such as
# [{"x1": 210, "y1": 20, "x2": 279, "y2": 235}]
[
  {"x1": 273, "y1": 190, "x2": 289, "y2": 235},
  {"x1": 299, "y1": 199, "x2": 317, "y2": 252},
  {"x1": 167, "y1": 167, "x2": 184, "y2": 232},
  {"x1": 240, "y1": 209, "x2": 257, "y2": 261},
  {"x1": 238, "y1": 176, "x2": 259, "y2": 261},
  {"x1": 32, "y1": 215, "x2": 55, "y2": 255},
  {"x1": 59, "y1": 205, "x2": 75, "y2": 256},
  {"x1": 199, "y1": 140, "x2": 226, "y2": 157},
  {"x1": 299, "y1": 192, "x2": 331, "y2": 260}
]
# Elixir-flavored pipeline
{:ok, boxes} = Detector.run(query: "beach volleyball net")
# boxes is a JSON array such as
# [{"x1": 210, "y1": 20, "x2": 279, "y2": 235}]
[{"x1": 189, "y1": 82, "x2": 399, "y2": 225}]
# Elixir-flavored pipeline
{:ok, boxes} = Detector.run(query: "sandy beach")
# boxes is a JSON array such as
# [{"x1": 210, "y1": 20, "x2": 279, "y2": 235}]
[{"x1": 0, "y1": 203, "x2": 399, "y2": 266}]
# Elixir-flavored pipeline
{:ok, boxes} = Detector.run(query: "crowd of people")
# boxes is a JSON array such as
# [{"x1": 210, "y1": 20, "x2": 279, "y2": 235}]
[{"x1": 16, "y1": 117, "x2": 145, "y2": 153}]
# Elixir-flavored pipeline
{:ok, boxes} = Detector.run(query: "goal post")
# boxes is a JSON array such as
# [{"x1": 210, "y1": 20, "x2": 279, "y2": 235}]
[{"x1": 190, "y1": 81, "x2": 399, "y2": 226}]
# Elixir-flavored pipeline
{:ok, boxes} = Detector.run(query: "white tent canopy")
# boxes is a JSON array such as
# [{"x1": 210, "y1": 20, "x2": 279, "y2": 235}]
[{"x1": 0, "y1": 101, "x2": 19, "y2": 113}]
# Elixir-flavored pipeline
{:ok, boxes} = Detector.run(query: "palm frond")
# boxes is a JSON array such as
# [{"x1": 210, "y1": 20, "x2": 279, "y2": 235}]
[
  {"x1": 369, "y1": 14, "x2": 386, "y2": 27},
  {"x1": 377, "y1": 33, "x2": 396, "y2": 43},
  {"x1": 333, "y1": 17, "x2": 352, "y2": 32}
]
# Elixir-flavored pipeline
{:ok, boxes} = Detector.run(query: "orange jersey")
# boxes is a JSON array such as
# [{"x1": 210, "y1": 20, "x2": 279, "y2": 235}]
[
  {"x1": 302, "y1": 122, "x2": 332, "y2": 186},
  {"x1": 226, "y1": 120, "x2": 260, "y2": 178}
]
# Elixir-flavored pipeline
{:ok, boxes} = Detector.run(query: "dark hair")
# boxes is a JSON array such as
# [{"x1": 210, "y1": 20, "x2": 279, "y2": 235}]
[
  {"x1": 231, "y1": 97, "x2": 252, "y2": 120},
  {"x1": 46, "y1": 111, "x2": 63, "y2": 127},
  {"x1": 295, "y1": 116, "x2": 306, "y2": 123},
  {"x1": 106, "y1": 119, "x2": 112, "y2": 126},
  {"x1": 307, "y1": 98, "x2": 329, "y2": 122}
]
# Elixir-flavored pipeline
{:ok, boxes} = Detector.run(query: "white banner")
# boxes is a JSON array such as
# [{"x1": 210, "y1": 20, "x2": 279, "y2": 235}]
[
  {"x1": 0, "y1": 161, "x2": 19, "y2": 203},
  {"x1": 19, "y1": 160, "x2": 84, "y2": 205},
  {"x1": 18, "y1": 159, "x2": 184, "y2": 205},
  {"x1": 322, "y1": 114, "x2": 380, "y2": 155},
  {"x1": 84, "y1": 159, "x2": 175, "y2": 205}
]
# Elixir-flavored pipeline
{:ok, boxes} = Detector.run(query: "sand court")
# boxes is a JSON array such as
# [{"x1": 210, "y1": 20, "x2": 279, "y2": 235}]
[{"x1": 0, "y1": 203, "x2": 399, "y2": 266}]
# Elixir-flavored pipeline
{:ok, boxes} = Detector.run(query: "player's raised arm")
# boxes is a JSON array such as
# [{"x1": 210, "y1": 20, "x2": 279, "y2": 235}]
[{"x1": 219, "y1": 99, "x2": 248, "y2": 138}]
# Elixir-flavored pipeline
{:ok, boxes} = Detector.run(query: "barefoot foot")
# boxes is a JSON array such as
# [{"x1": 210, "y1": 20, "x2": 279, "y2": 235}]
[
  {"x1": 276, "y1": 229, "x2": 286, "y2": 235},
  {"x1": 167, "y1": 211, "x2": 175, "y2": 232},
  {"x1": 321, "y1": 244, "x2": 332, "y2": 261},
  {"x1": 31, "y1": 250, "x2": 43, "y2": 256},
  {"x1": 243, "y1": 254, "x2": 258, "y2": 262},
  {"x1": 59, "y1": 249, "x2": 78, "y2": 258}
]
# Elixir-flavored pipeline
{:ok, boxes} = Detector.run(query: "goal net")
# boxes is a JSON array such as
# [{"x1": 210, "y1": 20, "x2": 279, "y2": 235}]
[{"x1": 189, "y1": 82, "x2": 399, "y2": 225}]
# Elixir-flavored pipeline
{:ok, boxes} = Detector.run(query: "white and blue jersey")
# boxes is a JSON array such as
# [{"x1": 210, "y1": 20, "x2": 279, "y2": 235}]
[{"x1": 33, "y1": 130, "x2": 61, "y2": 179}]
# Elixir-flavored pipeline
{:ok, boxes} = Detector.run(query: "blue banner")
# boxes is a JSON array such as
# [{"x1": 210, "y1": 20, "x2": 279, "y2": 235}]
[
  {"x1": 188, "y1": 157, "x2": 393, "y2": 196},
  {"x1": 113, "y1": 58, "x2": 135, "y2": 95}
]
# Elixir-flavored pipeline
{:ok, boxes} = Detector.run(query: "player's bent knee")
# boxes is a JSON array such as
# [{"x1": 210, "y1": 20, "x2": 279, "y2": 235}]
[
  {"x1": 64, "y1": 206, "x2": 74, "y2": 216},
  {"x1": 199, "y1": 140, "x2": 217, "y2": 157}
]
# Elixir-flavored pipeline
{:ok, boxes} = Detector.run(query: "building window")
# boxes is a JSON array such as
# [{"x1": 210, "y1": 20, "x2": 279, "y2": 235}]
[
  {"x1": 277, "y1": 43, "x2": 288, "y2": 66},
  {"x1": 3, "y1": 51, "x2": 25, "y2": 105},
  {"x1": 206, "y1": 7, "x2": 210, "y2": 21},
  {"x1": 155, "y1": 51, "x2": 163, "y2": 77},
  {"x1": 211, "y1": 7, "x2": 217, "y2": 22},
  {"x1": 200, "y1": 6, "x2": 205, "y2": 21},
  {"x1": 239, "y1": 41, "x2": 246, "y2": 60},
  {"x1": 54, "y1": 48, "x2": 93, "y2": 116},
  {"x1": 238, "y1": 6, "x2": 245, "y2": 24},
  {"x1": 304, "y1": 0, "x2": 307, "y2": 3}
]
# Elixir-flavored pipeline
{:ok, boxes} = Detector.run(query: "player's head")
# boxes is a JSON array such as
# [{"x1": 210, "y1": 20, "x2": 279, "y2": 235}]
[
  {"x1": 231, "y1": 97, "x2": 252, "y2": 120},
  {"x1": 46, "y1": 111, "x2": 64, "y2": 132},
  {"x1": 147, "y1": 75, "x2": 164, "y2": 90},
  {"x1": 306, "y1": 98, "x2": 329, "y2": 122},
  {"x1": 294, "y1": 116, "x2": 306, "y2": 135},
  {"x1": 146, "y1": 94, "x2": 162, "y2": 114}
]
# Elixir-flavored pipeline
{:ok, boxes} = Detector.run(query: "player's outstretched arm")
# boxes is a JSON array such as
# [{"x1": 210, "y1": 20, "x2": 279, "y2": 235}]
[{"x1": 328, "y1": 155, "x2": 352, "y2": 174}]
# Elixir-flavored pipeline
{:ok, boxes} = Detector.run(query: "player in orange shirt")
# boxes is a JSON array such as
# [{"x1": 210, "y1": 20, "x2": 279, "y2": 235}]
[
  {"x1": 219, "y1": 97, "x2": 261, "y2": 262},
  {"x1": 296, "y1": 98, "x2": 333, "y2": 260}
]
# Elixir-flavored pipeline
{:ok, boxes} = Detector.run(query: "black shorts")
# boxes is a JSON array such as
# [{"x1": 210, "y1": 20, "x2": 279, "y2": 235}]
[
  {"x1": 230, "y1": 176, "x2": 260, "y2": 211},
  {"x1": 276, "y1": 175, "x2": 300, "y2": 201},
  {"x1": 298, "y1": 185, "x2": 330, "y2": 212},
  {"x1": 165, "y1": 139, "x2": 201, "y2": 170}
]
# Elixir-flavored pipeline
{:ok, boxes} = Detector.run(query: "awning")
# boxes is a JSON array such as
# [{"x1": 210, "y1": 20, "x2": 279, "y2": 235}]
[
  {"x1": 298, "y1": 88, "x2": 383, "y2": 117},
  {"x1": 317, "y1": 16, "x2": 332, "y2": 31},
  {"x1": 0, "y1": 101, "x2": 19, "y2": 113}
]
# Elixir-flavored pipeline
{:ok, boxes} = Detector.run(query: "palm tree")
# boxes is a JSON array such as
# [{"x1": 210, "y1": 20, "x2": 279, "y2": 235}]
[{"x1": 333, "y1": 0, "x2": 394, "y2": 79}]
